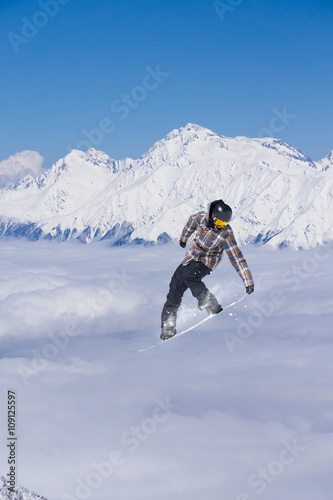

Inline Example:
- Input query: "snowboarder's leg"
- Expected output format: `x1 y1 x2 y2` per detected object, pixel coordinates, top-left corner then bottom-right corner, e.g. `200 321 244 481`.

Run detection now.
161 264 187 339
184 261 222 315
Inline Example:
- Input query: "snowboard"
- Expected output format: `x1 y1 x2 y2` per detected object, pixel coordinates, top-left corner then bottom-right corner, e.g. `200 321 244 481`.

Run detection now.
133 293 247 353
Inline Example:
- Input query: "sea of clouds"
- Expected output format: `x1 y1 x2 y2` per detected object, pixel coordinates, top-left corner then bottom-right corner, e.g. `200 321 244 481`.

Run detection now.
0 238 333 500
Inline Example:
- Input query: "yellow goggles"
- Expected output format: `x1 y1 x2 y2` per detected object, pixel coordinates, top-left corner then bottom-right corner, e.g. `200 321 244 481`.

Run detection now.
213 216 228 228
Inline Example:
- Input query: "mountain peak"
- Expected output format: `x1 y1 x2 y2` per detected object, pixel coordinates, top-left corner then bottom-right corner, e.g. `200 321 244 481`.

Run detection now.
324 150 333 162
181 123 216 134
139 123 224 163
63 148 115 166
315 149 333 171
165 123 220 141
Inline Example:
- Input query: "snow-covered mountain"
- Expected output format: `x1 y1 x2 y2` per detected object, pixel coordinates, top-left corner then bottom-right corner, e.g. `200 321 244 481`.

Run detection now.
0 476 47 500
0 123 332 249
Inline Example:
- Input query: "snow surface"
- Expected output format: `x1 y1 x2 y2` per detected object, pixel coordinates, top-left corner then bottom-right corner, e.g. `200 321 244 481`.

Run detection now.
0 124 332 248
0 238 333 500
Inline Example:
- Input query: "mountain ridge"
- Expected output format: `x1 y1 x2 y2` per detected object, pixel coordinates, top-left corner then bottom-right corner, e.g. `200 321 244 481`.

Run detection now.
0 123 332 248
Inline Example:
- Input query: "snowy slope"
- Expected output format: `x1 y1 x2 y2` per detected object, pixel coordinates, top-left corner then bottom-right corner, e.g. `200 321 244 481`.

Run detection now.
0 124 332 248
0 476 47 500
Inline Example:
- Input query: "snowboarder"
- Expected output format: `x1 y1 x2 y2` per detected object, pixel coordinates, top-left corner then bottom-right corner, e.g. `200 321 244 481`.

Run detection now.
160 199 254 340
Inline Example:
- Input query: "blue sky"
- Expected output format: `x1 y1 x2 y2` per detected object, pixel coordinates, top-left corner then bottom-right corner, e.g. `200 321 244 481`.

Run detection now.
1 0 332 168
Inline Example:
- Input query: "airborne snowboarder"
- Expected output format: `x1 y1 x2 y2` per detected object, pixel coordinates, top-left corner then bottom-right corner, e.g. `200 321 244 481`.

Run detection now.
160 200 254 340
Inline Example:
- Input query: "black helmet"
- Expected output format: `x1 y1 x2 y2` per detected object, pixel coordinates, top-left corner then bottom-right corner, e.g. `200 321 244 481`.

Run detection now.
212 200 232 223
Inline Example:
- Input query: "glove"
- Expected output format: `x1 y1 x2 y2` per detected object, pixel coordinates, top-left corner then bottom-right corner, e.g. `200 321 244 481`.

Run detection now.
246 285 254 294
179 240 186 248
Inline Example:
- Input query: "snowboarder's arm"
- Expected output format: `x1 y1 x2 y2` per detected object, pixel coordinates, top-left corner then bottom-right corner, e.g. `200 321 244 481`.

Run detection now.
223 232 254 287
180 213 199 245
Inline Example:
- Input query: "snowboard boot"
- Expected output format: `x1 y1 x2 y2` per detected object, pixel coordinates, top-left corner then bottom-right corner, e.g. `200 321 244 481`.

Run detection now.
205 302 223 315
160 312 177 341
197 291 222 316
160 325 177 341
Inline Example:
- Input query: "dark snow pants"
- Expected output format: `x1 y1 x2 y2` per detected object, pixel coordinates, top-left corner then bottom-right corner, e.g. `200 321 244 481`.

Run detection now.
161 260 213 328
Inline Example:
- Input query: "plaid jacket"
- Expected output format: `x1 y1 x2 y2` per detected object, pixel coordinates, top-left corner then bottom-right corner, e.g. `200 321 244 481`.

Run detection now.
180 211 254 287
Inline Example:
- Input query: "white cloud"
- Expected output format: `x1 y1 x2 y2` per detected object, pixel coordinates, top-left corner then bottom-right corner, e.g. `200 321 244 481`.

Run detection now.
0 240 332 499
0 150 44 186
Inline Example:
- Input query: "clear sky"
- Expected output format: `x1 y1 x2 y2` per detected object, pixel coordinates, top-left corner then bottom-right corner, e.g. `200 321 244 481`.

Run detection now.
1 0 332 169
